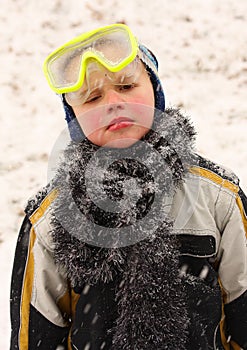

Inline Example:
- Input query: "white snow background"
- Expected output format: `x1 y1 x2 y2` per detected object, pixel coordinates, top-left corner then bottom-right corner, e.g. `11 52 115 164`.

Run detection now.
0 0 246 347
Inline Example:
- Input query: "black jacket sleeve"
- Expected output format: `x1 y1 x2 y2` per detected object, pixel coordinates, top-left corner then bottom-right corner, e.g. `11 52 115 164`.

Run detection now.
224 290 247 349
223 188 247 349
10 216 69 350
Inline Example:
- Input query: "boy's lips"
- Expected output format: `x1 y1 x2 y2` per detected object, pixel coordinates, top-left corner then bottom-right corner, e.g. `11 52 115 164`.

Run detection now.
107 117 134 131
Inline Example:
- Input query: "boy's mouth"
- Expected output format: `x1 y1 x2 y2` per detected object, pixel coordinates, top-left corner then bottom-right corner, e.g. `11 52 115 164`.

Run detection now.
107 117 134 131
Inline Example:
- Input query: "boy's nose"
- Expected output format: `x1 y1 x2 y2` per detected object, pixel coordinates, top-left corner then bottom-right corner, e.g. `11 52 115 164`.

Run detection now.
105 88 125 106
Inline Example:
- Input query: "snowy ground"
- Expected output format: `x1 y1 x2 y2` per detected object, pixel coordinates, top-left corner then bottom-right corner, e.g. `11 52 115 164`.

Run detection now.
1 0 246 347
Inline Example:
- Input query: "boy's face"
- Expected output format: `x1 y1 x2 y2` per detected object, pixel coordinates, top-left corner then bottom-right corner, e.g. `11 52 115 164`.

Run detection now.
69 62 155 148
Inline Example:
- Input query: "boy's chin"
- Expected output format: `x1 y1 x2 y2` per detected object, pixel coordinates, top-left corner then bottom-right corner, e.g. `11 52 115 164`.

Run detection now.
102 138 139 149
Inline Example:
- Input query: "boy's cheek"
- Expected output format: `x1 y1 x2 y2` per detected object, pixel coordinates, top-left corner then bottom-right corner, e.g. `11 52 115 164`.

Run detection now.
128 103 155 128
76 110 103 135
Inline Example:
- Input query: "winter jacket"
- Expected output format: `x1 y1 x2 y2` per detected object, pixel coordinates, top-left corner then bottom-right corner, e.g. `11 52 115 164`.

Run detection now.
10 161 247 349
10 109 247 350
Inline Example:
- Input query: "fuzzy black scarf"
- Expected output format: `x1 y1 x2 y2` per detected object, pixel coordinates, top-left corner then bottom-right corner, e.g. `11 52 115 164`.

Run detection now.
49 108 196 349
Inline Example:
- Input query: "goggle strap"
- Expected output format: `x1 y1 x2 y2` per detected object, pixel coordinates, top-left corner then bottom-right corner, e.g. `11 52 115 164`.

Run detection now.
139 45 159 77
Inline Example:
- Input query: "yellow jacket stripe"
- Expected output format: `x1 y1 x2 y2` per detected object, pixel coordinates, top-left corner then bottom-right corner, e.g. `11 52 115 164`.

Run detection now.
19 227 36 350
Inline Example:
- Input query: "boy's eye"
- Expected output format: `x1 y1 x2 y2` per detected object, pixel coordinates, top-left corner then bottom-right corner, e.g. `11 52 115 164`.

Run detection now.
85 93 102 103
118 83 136 91
83 83 137 104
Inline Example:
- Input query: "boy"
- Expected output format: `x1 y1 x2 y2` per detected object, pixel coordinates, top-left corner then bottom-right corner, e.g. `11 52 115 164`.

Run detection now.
10 24 247 349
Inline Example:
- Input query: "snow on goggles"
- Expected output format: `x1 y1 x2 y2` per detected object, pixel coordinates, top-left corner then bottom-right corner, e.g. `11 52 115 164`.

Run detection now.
43 23 139 94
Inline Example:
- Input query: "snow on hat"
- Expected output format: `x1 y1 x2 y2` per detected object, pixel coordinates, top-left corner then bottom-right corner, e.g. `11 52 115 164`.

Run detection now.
61 45 165 141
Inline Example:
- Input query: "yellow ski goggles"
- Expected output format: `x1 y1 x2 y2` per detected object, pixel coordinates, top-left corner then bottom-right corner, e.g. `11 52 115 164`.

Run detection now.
43 23 139 94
